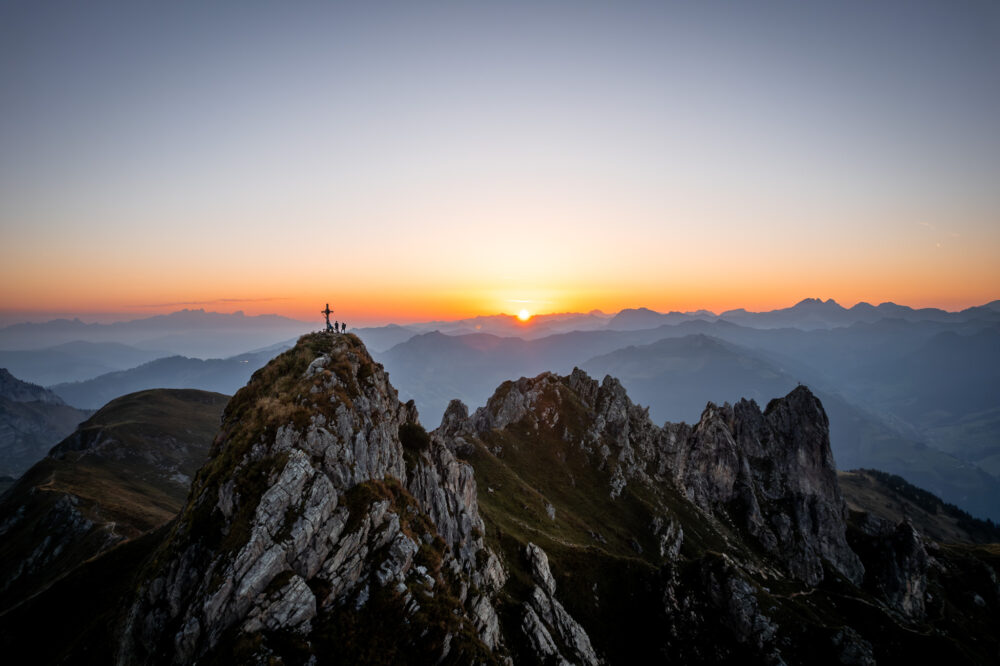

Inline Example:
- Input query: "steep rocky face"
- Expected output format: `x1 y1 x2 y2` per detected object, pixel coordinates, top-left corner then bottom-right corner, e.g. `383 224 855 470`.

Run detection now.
520 542 601 666
122 334 505 664
470 369 860 587
848 515 929 617
667 388 863 585
455 368 999 664
472 369 662 498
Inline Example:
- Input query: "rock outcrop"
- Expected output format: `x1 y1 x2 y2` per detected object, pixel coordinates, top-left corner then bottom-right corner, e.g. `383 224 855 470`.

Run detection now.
121 334 505 664
469 369 862 586
667 388 864 585
849 515 929 618
520 543 601 666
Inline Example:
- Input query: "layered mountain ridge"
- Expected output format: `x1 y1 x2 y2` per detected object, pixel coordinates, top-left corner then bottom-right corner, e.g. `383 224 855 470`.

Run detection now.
0 368 90 480
2 333 997 664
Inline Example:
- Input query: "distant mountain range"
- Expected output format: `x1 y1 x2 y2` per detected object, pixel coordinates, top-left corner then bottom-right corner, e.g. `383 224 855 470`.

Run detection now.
609 297 1000 331
353 297 1000 348
49 344 291 409
0 309 313 358
1 299 997 521
374 319 1000 521
0 340 169 385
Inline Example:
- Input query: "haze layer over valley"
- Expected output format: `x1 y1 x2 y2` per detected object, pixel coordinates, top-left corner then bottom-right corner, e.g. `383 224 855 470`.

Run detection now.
2 298 998 520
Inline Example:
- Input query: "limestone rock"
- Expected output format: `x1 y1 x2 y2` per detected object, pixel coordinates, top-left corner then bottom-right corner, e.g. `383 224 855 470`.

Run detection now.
521 543 601 666
120 335 500 664
668 388 864 585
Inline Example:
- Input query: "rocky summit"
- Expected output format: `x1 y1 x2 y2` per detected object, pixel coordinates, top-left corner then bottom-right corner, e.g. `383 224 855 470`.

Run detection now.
2 332 998 665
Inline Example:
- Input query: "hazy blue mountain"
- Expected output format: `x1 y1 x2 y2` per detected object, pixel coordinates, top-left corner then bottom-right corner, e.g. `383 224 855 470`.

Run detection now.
607 298 1000 332
922 407 1000 479
578 333 1000 520
353 324 420 352
0 340 170 385
720 298 854 329
0 309 313 358
851 327 1000 423
49 345 288 409
582 335 797 423
376 327 700 421
844 327 1000 473
606 307 717 331
0 369 90 478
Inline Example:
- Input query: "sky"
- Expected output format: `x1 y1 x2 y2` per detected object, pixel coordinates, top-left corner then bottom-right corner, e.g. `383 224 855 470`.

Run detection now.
1 0 998 325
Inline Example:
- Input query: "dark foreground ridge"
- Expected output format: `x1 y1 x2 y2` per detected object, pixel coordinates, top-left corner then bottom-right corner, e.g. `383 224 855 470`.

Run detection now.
0 388 227 613
1 332 997 664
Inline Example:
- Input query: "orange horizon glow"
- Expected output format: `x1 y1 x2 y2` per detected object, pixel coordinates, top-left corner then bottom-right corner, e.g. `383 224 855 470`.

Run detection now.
1 286 997 327
4 203 998 326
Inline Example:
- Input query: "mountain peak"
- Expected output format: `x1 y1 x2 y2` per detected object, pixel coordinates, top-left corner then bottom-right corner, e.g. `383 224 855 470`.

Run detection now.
0 367 65 405
122 332 501 662
793 297 843 309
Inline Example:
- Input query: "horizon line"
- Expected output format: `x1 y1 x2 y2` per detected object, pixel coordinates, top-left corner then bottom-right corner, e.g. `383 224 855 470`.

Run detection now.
1 296 997 328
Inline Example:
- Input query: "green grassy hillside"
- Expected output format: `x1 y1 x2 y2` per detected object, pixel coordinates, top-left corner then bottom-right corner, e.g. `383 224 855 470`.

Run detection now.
0 388 228 611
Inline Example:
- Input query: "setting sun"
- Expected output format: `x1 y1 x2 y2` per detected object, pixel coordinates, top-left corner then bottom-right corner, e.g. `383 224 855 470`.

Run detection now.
517 309 531 321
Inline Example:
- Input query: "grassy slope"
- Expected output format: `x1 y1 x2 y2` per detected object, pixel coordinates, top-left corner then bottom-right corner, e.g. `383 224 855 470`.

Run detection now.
47 388 229 532
840 469 1000 544
0 388 228 612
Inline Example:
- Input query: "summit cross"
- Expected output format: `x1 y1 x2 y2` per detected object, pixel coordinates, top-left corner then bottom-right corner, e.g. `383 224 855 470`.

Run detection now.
321 303 334 332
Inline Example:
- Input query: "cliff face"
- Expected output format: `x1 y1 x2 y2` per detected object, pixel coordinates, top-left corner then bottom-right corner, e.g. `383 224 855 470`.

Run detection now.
21 333 991 665
469 370 861 587
122 334 505 664
667 388 863 586
449 367 997 664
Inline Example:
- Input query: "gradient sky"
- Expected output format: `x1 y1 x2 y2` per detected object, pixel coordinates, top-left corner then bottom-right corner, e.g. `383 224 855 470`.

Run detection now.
1 0 998 325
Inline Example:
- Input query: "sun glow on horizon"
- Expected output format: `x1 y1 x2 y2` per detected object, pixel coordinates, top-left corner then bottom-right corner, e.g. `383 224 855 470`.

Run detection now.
517 309 531 321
